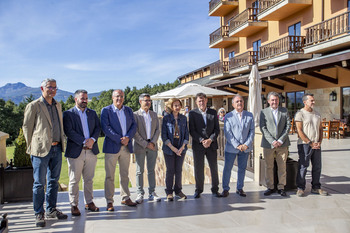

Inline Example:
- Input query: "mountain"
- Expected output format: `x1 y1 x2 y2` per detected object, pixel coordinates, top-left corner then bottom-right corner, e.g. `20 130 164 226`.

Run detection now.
0 82 102 104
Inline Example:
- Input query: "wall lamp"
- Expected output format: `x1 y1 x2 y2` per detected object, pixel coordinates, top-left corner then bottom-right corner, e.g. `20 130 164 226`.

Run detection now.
329 91 337 101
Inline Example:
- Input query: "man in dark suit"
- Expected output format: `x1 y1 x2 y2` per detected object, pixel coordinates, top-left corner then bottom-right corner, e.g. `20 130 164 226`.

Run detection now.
101 89 137 211
63 89 101 216
189 93 221 198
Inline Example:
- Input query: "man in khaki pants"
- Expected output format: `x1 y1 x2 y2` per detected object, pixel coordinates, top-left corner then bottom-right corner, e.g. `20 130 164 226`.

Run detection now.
260 92 291 197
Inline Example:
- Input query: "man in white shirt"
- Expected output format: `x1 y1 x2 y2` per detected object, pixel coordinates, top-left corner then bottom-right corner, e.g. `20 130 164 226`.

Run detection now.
260 92 291 196
133 94 161 203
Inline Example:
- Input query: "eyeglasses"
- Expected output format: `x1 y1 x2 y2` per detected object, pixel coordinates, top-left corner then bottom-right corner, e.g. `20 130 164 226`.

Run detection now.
45 86 58 91
142 100 152 102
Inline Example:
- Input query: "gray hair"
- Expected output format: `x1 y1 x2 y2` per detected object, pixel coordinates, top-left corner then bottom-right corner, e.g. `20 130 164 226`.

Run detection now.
139 93 151 101
267 91 280 101
196 92 207 99
302 93 314 102
74 89 88 98
40 78 56 88
112 89 124 97
232 94 243 103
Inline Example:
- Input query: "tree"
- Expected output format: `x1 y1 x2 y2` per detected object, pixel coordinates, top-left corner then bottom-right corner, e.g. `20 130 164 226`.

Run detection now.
13 128 31 167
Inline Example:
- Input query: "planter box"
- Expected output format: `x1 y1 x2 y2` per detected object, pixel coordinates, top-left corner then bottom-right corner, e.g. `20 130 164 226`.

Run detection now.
0 166 33 204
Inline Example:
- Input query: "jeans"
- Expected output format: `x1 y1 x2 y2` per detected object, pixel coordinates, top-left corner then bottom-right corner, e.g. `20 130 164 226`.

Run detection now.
135 148 158 195
222 151 249 191
31 145 62 214
296 144 322 190
163 152 185 195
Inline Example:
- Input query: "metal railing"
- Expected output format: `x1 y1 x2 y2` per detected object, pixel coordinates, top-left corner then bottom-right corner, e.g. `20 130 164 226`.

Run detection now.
305 11 350 46
228 8 259 33
210 26 230 45
209 60 229 76
229 51 258 70
259 35 305 60
209 0 238 14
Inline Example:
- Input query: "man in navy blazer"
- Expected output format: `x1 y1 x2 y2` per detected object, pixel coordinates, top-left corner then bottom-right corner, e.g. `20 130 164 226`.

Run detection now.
63 89 101 216
221 95 255 197
101 89 137 210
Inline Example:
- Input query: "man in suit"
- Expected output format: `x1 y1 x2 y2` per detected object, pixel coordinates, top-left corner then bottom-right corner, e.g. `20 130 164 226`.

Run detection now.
23 78 67 227
133 93 161 204
189 92 221 198
101 89 137 211
63 89 101 216
260 92 291 196
222 95 255 197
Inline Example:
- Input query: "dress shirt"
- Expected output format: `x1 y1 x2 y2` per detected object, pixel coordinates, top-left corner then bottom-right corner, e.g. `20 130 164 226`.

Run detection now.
199 108 207 125
141 109 152 140
75 106 93 144
43 97 61 142
271 107 283 144
113 105 127 136
235 109 243 127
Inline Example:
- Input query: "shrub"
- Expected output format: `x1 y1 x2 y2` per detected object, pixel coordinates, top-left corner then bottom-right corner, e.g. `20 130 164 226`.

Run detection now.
13 128 31 167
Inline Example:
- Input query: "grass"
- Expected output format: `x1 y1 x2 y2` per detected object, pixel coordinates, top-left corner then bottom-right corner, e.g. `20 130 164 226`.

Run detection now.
6 137 120 190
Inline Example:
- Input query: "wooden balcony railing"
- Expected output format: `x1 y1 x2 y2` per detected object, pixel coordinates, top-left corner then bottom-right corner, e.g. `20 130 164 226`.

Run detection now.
305 11 350 46
259 0 282 12
228 8 259 33
259 35 305 60
229 51 258 70
210 26 230 45
209 60 229 76
209 0 238 13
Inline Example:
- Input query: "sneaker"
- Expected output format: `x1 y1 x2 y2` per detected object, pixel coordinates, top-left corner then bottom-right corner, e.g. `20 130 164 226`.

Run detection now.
296 189 304 197
167 194 174 201
46 208 68 219
176 192 187 199
311 188 329 196
35 213 45 227
135 194 144 204
149 192 161 202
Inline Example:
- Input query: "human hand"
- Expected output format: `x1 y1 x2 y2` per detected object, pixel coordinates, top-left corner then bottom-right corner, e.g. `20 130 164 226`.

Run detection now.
147 142 155 150
121 137 129 146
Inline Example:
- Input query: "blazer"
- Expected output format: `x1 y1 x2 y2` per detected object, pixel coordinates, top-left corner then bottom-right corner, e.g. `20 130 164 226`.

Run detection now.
224 110 255 153
161 113 189 155
188 108 220 150
101 104 137 154
259 107 291 149
22 96 65 157
63 107 101 158
133 109 160 154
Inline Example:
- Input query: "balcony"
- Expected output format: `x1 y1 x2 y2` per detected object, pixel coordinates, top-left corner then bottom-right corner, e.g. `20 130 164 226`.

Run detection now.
304 11 350 54
209 60 230 80
258 0 312 21
259 35 312 66
229 51 258 74
209 0 239 17
228 8 268 37
209 26 239 48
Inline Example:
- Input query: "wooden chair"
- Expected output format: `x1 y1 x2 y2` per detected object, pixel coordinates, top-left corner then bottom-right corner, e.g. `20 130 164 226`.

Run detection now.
289 118 297 134
323 121 340 139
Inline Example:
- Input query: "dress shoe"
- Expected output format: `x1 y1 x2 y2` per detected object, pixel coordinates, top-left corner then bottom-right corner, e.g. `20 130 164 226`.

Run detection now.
212 191 222 198
264 189 275 196
121 199 137 207
278 189 287 197
106 203 114 212
311 188 329 196
85 202 99 212
71 206 81 216
194 192 201 199
167 194 174 201
176 192 187 199
236 189 247 197
221 190 229 197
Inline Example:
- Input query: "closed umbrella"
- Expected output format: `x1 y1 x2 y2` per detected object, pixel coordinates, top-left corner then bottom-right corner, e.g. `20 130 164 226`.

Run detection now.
248 64 262 127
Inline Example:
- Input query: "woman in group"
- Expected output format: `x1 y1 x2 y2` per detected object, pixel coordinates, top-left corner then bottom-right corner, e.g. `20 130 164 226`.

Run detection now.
161 98 189 201
218 107 226 122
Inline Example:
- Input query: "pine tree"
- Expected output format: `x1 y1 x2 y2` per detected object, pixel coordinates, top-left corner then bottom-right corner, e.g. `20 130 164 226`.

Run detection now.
13 128 32 167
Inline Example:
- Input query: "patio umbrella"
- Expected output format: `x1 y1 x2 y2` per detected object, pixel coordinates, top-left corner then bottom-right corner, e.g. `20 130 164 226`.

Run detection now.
248 64 263 127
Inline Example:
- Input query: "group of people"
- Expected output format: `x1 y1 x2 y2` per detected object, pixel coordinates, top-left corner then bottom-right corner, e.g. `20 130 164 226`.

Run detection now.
22 78 328 228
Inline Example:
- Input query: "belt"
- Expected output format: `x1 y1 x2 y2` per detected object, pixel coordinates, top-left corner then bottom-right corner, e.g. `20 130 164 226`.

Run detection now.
51 142 60 146
147 139 151 142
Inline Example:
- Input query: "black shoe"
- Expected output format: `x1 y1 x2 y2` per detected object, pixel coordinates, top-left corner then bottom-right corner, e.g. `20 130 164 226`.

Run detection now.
278 189 287 197
212 191 222 198
236 189 247 197
35 213 45 227
194 192 201 199
264 189 275 196
221 190 229 197
46 208 68 219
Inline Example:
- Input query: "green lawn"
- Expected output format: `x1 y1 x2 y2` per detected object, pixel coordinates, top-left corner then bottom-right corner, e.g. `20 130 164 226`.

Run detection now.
6 137 120 190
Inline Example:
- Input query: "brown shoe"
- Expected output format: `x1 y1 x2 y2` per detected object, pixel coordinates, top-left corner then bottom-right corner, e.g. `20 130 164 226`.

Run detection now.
121 199 137 206
85 202 99 212
221 190 229 197
106 203 114 212
71 206 81 216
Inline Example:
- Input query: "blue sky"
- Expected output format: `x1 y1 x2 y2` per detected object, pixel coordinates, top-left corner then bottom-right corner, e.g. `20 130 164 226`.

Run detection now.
0 0 219 93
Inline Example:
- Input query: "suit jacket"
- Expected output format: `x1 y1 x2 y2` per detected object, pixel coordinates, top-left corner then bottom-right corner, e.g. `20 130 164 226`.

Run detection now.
63 107 101 158
259 107 291 149
23 96 65 157
101 104 137 154
133 109 160 154
224 110 255 153
189 108 220 151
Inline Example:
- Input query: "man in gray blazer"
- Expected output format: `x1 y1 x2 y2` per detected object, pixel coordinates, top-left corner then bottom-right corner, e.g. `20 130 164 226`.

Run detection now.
133 93 161 203
222 95 255 197
260 92 291 196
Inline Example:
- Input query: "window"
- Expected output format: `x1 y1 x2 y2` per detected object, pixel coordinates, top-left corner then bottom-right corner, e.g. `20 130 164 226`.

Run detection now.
253 39 261 62
229 51 235 59
288 22 301 36
252 0 259 16
289 22 301 52
342 87 350 119
287 91 304 118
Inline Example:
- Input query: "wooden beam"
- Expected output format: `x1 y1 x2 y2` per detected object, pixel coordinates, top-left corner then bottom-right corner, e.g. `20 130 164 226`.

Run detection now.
261 80 284 90
224 86 249 94
238 83 266 92
305 71 338 84
277 77 307 88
